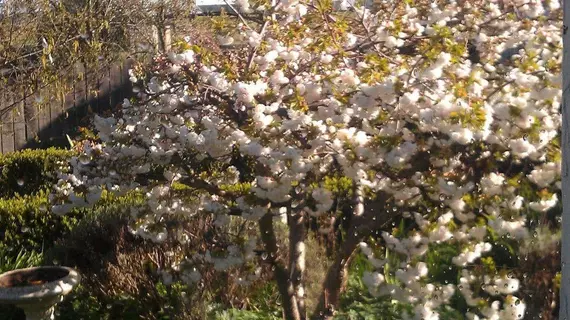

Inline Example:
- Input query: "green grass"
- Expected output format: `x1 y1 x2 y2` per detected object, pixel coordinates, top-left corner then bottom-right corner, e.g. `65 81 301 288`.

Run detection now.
0 247 43 273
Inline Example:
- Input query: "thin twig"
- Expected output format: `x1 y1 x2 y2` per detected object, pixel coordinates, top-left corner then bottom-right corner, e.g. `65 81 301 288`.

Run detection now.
245 0 282 73
223 0 253 31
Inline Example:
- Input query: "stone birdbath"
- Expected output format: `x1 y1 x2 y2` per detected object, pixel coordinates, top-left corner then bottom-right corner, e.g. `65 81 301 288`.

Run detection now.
0 266 80 320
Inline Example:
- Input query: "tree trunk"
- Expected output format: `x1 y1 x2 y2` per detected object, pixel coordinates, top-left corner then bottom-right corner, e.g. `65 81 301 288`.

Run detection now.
288 210 307 319
312 193 394 319
259 213 303 320
313 228 359 319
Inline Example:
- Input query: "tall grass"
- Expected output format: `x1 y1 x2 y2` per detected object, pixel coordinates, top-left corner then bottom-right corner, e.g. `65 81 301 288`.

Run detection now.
0 247 43 274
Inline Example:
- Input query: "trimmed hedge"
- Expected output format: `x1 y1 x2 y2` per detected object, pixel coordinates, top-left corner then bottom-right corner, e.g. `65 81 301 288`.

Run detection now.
0 148 75 198
0 148 79 258
0 191 81 258
0 189 148 260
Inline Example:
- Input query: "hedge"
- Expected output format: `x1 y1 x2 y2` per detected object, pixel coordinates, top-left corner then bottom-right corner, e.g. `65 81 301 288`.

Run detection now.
0 189 149 259
0 191 81 258
0 148 78 257
0 148 75 198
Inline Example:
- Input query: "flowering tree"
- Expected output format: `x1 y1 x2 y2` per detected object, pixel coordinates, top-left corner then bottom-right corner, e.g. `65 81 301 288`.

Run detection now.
50 0 562 319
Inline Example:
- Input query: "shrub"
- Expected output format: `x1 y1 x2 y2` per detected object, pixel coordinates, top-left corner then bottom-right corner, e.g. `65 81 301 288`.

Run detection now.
0 148 75 198
0 148 81 260
46 191 286 319
0 191 80 259
0 188 144 262
516 227 561 320
208 307 281 320
45 193 205 320
55 282 197 320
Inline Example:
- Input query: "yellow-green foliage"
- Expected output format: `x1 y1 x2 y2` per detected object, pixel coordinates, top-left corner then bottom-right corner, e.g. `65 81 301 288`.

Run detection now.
448 100 487 129
322 175 354 196
0 148 75 198
0 189 145 261
480 256 497 274
0 147 146 261
220 182 252 194
554 272 561 290
0 191 80 258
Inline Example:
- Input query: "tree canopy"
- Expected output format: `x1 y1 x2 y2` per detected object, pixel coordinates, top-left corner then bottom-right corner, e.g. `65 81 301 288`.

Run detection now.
50 0 562 319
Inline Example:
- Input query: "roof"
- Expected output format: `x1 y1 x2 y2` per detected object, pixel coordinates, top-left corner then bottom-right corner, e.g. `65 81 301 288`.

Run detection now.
195 0 235 14
193 0 372 14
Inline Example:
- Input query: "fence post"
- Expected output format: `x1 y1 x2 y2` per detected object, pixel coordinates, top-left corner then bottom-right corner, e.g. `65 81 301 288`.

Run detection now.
2 91 15 153
14 86 26 149
37 79 50 147
23 84 39 147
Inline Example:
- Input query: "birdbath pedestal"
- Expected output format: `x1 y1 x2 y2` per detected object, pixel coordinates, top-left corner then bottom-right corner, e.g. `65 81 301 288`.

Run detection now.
0 266 80 320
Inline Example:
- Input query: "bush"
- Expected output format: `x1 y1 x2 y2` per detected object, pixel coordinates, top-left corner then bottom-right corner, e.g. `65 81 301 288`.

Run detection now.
45 193 207 320
0 146 209 319
0 189 144 264
208 307 281 320
0 191 80 259
0 148 75 198
55 282 196 320
0 148 80 260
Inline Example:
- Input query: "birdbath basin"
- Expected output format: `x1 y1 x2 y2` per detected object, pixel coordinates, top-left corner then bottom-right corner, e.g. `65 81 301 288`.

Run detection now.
0 266 80 320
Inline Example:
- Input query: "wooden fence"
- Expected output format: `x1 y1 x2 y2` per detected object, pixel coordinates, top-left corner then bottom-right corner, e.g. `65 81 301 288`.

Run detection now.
0 60 135 153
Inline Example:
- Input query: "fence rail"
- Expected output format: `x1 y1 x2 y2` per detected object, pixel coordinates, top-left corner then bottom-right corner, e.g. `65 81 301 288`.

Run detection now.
0 60 134 154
